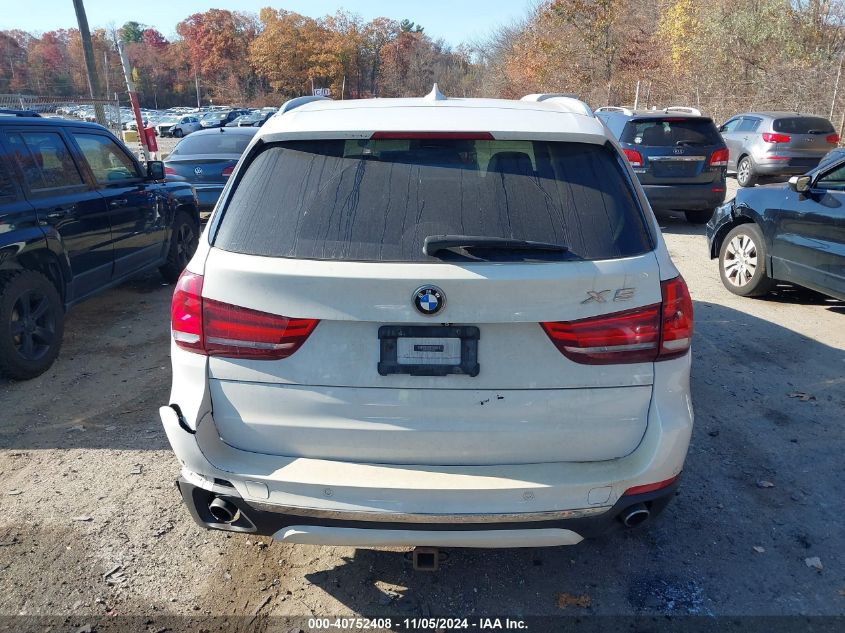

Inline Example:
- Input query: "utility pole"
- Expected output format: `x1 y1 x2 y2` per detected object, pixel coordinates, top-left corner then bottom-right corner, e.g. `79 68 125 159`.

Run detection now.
194 70 201 109
72 0 106 127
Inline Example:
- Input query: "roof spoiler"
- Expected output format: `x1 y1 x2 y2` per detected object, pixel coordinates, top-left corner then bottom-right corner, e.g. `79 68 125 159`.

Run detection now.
664 106 702 116
521 94 594 117
595 106 634 116
278 95 331 116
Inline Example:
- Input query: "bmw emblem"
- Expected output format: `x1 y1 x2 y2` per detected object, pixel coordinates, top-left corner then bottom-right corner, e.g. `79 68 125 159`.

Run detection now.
194 166 204 175
413 285 445 316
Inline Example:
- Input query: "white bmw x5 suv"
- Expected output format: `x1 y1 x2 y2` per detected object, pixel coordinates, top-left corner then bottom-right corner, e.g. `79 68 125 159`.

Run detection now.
160 88 694 549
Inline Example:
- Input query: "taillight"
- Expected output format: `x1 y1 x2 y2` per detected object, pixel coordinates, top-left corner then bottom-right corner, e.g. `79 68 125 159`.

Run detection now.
164 166 177 175
708 147 729 167
540 276 693 364
171 271 204 351
203 299 318 359
221 164 235 177
170 270 318 360
658 276 694 359
541 305 660 365
826 133 839 144
623 148 643 167
761 132 791 143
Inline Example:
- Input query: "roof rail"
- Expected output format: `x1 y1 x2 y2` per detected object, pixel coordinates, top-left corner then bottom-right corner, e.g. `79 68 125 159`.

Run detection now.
521 93 594 117
278 95 331 115
595 106 634 116
664 106 702 116
0 109 41 118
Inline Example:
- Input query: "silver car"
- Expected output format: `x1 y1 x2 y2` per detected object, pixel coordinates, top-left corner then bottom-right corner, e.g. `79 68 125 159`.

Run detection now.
158 115 202 138
719 112 839 187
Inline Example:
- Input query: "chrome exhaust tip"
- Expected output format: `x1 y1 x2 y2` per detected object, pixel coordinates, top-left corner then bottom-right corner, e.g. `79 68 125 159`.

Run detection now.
208 497 240 524
620 503 650 528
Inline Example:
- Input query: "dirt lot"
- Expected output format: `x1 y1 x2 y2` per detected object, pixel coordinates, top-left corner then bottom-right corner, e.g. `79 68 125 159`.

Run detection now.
1 178 844 629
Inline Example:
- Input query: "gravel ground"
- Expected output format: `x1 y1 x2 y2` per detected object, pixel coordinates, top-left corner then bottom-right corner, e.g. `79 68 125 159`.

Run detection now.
1 178 844 629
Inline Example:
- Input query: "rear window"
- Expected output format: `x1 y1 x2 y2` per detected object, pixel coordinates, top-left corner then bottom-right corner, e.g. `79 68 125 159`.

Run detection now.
773 116 834 134
622 118 722 147
213 139 652 262
170 132 254 156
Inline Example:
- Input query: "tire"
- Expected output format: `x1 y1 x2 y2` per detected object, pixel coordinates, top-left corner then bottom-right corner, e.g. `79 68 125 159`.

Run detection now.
736 156 757 187
718 224 775 297
0 270 64 380
173 128 184 138
159 210 199 283
685 209 715 224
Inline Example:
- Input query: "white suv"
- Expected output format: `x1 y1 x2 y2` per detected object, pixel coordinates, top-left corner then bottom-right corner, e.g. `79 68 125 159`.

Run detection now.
160 88 694 549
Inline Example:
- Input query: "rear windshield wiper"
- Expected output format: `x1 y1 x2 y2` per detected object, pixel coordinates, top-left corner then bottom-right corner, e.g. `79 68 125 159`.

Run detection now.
423 235 569 257
675 140 708 146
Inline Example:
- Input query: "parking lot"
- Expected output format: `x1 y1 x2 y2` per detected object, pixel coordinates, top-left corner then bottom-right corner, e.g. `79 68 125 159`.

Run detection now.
0 177 843 627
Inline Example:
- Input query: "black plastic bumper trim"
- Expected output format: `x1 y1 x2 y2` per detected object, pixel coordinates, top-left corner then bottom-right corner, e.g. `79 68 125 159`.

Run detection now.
176 475 680 539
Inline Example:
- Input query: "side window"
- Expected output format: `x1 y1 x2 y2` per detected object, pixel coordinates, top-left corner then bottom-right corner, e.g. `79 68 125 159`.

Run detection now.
737 117 761 133
720 118 741 133
815 163 845 190
0 157 18 201
71 132 141 184
5 131 84 194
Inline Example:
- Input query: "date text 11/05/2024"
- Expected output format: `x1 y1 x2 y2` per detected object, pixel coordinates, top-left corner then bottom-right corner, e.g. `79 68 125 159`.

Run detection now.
307 618 528 630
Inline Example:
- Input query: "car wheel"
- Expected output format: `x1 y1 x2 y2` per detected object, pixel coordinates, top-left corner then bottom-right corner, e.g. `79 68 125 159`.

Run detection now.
685 209 715 224
0 270 64 380
159 210 199 283
173 128 184 138
718 224 775 297
736 156 757 187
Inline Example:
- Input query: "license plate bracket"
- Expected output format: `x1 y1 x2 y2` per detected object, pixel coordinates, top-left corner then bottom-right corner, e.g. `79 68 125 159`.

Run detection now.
378 325 480 377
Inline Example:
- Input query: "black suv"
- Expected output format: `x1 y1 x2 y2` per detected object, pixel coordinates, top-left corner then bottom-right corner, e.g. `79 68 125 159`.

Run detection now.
0 110 199 379
596 107 728 223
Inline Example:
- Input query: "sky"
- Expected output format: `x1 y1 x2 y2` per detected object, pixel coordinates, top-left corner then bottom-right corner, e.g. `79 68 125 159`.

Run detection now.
2 0 534 46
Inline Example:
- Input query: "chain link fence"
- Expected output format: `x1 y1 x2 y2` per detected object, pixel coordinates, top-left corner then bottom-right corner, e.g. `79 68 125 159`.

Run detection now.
0 94 124 136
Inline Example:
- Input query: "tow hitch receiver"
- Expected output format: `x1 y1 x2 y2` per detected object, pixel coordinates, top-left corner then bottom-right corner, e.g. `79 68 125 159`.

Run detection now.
412 546 440 572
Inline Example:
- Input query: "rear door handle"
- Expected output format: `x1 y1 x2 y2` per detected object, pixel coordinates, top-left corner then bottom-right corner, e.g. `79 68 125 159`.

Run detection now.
45 205 76 221
109 198 129 208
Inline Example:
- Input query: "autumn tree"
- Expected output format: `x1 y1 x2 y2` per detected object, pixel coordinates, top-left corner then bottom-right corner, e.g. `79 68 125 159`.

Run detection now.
176 9 258 102
250 8 322 97
0 30 31 92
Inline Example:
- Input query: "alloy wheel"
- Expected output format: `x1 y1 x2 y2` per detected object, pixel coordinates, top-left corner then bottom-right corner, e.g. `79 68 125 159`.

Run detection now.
722 233 758 287
176 223 196 268
738 159 750 184
10 289 55 361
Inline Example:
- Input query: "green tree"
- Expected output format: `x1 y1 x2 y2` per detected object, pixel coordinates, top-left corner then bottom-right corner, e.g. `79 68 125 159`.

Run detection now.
399 19 424 33
119 21 144 44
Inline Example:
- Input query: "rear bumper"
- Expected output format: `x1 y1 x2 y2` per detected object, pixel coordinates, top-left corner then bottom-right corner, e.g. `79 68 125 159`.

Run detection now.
641 182 726 211
159 349 693 547
194 186 225 210
176 473 678 546
753 160 820 177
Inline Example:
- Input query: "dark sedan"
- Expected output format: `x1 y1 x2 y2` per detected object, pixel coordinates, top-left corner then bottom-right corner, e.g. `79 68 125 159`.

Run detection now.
706 158 845 301
164 127 258 212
